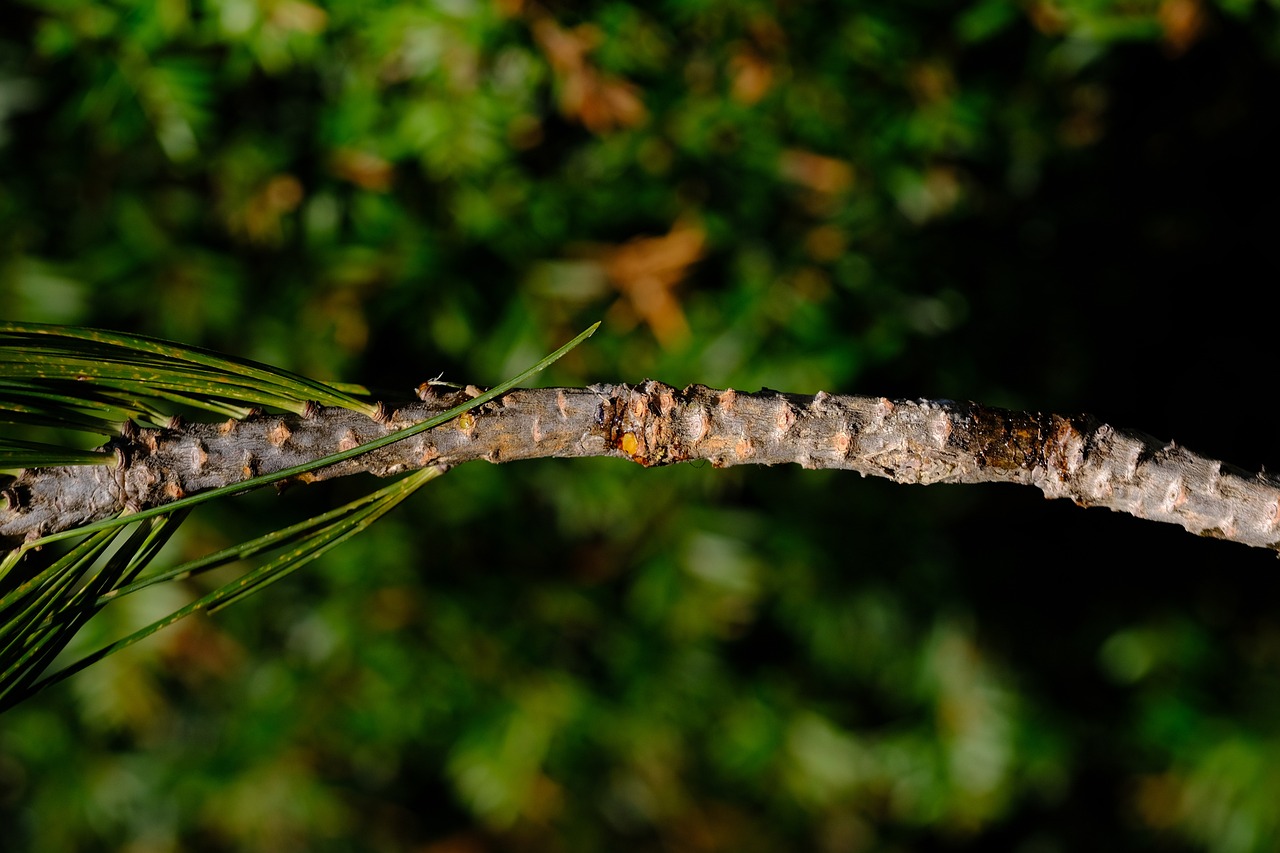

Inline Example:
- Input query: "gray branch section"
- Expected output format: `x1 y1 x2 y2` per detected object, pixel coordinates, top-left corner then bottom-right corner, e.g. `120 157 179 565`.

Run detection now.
3 381 1279 551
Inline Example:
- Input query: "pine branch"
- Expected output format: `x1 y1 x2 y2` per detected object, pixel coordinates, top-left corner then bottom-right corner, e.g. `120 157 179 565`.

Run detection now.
4 380 1279 552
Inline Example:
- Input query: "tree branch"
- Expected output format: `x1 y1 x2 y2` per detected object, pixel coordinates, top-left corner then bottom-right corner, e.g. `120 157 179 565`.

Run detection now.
4 381 1279 551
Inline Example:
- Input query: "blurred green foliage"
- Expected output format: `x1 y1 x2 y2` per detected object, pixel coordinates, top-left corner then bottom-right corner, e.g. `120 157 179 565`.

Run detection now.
4 0 1280 850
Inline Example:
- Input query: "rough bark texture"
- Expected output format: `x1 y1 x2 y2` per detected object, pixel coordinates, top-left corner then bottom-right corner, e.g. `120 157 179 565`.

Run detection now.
3 381 1279 551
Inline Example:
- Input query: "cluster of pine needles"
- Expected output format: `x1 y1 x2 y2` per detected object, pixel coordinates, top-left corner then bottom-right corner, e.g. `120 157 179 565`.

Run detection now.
0 321 596 711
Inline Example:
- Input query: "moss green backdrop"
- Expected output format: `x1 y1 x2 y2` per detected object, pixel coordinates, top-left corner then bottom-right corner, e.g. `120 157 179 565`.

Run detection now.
3 1 1279 850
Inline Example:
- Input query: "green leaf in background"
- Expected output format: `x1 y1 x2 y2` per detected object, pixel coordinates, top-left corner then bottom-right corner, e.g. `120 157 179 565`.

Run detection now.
3 0 1280 851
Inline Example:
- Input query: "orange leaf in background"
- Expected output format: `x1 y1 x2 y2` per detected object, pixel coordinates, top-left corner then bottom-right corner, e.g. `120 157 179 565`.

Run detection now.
530 16 647 135
330 148 394 192
898 164 962 224
227 174 304 243
493 0 525 18
1026 1 1069 35
729 47 774 105
267 0 328 34
1160 0 1206 55
779 149 855 196
907 61 956 105
580 77 647 135
602 219 706 348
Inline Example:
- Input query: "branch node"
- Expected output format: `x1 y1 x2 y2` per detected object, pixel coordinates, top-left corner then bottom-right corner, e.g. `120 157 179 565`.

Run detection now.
267 420 293 447
338 430 360 452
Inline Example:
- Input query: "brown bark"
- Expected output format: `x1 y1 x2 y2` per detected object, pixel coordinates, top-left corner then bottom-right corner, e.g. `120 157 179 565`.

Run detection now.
3 381 1279 551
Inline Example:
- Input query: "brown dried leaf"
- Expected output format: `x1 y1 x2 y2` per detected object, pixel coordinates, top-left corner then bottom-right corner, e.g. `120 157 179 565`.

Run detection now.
602 219 707 348
729 47 774 105
531 16 647 134
330 148 394 192
228 174 305 243
779 149 855 196
1160 0 1206 55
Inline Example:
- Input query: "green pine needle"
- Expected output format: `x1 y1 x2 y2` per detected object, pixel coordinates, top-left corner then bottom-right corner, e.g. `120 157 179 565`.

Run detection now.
0 321 380 435
4 467 439 708
0 438 114 468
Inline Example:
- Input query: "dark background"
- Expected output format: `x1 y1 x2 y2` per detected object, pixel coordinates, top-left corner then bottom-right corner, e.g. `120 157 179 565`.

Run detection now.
2 1 1279 850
